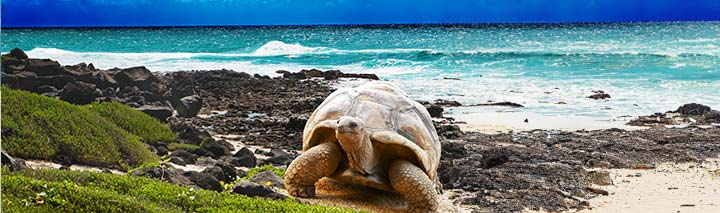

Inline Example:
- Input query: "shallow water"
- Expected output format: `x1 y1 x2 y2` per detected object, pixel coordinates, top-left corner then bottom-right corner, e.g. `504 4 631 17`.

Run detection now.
3 22 719 124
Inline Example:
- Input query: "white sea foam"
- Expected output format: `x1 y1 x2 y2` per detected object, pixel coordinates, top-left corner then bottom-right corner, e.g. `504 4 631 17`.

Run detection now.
249 40 335 56
22 46 431 76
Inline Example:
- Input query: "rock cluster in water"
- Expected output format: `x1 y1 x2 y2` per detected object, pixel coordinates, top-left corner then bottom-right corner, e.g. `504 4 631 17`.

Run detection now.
627 103 720 126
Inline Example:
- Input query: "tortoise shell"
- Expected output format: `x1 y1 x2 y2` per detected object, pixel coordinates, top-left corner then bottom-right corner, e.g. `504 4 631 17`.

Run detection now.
303 81 441 180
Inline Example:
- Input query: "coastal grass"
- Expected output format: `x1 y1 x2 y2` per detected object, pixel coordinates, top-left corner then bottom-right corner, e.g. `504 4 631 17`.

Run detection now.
85 101 176 144
167 143 201 151
1 167 358 212
0 86 157 170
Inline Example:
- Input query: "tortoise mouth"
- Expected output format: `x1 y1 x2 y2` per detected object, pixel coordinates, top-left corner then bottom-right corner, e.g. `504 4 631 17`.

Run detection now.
336 128 358 135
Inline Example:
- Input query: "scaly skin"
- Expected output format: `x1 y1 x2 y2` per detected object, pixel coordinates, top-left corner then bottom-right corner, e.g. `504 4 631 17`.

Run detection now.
285 142 342 198
389 160 438 213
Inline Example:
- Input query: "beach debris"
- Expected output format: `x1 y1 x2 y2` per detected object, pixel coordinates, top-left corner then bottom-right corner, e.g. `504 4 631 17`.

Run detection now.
443 77 461 80
680 204 696 207
589 170 613 186
629 164 656 170
524 118 529 123
586 187 609 195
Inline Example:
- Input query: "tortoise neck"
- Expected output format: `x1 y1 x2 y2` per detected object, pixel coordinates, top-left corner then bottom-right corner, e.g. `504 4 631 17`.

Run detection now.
345 132 379 175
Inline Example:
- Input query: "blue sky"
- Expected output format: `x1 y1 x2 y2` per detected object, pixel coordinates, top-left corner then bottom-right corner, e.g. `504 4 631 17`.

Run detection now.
2 0 720 27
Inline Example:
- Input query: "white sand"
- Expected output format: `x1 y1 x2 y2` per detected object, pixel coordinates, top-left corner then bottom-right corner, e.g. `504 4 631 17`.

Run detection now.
583 159 720 213
23 160 126 175
449 108 647 133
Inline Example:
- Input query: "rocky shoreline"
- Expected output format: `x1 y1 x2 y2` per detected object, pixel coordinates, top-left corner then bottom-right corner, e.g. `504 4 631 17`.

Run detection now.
2 48 719 212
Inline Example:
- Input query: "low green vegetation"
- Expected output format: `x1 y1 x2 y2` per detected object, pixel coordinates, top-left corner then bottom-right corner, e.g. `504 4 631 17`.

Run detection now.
1 86 157 170
85 101 176 144
1 167 357 212
167 143 201 151
245 165 286 180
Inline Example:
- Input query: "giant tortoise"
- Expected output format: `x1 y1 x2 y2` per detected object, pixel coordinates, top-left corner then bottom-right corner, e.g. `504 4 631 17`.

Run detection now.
284 81 442 212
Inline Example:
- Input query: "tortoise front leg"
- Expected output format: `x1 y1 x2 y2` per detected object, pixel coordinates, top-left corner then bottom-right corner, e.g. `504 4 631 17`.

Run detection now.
389 160 439 212
284 142 342 198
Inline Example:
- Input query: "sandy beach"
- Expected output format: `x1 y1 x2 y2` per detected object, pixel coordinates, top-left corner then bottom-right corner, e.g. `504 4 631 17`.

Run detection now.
584 159 720 213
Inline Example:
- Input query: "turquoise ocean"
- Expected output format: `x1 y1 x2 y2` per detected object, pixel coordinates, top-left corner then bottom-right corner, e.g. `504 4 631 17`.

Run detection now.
2 22 719 124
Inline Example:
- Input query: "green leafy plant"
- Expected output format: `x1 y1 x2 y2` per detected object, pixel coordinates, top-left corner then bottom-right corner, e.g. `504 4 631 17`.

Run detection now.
0 86 157 171
85 101 176 144
1 167 361 212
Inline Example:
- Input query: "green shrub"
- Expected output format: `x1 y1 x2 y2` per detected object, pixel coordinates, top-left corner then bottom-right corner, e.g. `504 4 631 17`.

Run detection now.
0 86 157 170
1 167 360 212
85 101 176 144
167 143 201 151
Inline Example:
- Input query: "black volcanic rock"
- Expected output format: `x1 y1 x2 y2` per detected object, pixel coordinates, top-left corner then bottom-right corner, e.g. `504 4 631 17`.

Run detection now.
2 71 38 92
169 150 199 164
249 170 285 189
136 105 173 121
232 181 286 199
588 90 611 100
201 139 232 157
58 81 100 105
675 103 711 115
26 59 63 76
113 66 158 91
176 95 202 118
231 147 257 168
129 166 193 186
281 69 380 80
426 104 444 118
183 171 222 192
470 102 524 107
8 48 28 60
37 75 75 89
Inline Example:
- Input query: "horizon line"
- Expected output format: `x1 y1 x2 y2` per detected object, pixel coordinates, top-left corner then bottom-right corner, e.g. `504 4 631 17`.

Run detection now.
3 20 718 29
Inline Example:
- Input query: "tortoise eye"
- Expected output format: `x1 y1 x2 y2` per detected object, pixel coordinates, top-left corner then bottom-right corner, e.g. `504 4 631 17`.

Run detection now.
348 122 358 128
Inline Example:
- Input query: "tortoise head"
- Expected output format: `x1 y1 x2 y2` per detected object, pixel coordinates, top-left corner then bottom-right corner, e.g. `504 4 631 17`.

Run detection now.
335 116 368 152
